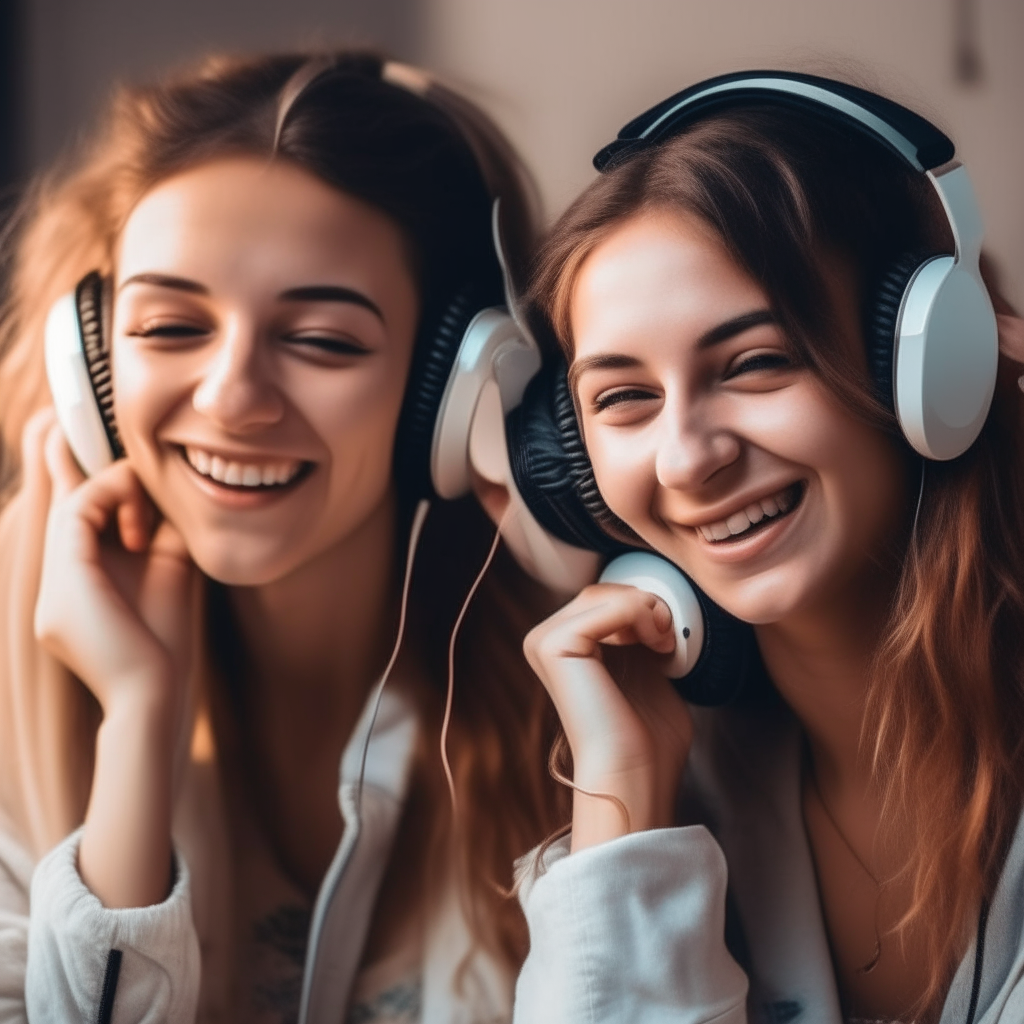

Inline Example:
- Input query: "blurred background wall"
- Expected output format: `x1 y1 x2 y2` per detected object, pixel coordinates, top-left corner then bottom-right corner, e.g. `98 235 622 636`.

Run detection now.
2 0 1022 305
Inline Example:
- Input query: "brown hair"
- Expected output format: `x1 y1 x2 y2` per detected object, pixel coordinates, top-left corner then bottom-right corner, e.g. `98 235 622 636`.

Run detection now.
0 50 566 975
530 105 1024 1016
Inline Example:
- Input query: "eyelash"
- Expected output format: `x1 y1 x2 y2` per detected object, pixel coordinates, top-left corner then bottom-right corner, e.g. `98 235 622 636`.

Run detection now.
286 334 369 357
724 352 792 378
593 388 655 411
126 325 369 357
127 324 207 339
592 351 793 410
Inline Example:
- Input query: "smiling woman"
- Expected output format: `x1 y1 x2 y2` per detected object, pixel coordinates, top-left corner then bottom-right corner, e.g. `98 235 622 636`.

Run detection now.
0 52 569 1024
515 83 1024 1024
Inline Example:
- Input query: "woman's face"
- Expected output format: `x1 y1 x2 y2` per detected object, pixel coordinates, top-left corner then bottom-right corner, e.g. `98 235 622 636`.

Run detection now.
570 208 911 625
112 157 419 585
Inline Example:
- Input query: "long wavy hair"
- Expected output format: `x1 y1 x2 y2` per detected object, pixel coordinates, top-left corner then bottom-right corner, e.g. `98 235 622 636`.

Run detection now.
0 50 567 974
529 104 1024 1016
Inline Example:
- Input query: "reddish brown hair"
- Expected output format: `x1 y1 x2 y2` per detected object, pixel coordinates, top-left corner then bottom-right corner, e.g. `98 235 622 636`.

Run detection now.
530 106 1024 1016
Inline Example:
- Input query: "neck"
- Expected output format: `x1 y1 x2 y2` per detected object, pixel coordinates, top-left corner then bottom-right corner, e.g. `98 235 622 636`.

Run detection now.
228 489 403 738
756 561 897 796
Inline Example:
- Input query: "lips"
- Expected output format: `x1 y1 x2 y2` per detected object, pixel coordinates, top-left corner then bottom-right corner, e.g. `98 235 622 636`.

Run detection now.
181 445 309 489
695 482 804 543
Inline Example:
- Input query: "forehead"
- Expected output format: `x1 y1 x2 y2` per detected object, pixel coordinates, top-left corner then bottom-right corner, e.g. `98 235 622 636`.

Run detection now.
116 157 412 290
569 208 767 361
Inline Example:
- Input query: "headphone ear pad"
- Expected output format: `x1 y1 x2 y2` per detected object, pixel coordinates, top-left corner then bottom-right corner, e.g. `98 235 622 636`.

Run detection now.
678 588 763 706
865 252 928 412
77 272 125 460
506 358 637 554
395 288 481 501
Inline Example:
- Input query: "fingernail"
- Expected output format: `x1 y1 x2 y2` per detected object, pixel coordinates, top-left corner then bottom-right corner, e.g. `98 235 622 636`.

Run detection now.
1018 374 1024 394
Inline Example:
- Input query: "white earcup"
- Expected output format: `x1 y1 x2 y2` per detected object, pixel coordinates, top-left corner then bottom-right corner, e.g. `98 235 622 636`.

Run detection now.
44 291 115 477
430 308 540 499
599 551 705 678
894 258 998 460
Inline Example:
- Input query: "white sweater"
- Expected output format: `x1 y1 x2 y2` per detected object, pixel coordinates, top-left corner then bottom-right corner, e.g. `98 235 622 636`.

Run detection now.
5 688 1024 1023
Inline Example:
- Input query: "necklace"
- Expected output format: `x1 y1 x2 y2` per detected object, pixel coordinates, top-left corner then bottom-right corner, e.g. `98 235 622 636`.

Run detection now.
806 767 883 974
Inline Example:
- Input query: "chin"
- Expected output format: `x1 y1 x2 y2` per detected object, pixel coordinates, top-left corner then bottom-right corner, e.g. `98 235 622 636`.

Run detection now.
185 537 298 588
686 563 818 627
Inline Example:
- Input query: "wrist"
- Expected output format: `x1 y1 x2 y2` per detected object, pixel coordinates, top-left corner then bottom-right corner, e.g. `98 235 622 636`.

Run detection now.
570 761 676 853
100 670 179 735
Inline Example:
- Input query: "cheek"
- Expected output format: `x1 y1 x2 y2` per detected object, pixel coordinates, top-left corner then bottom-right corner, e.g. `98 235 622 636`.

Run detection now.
111 346 180 468
585 424 657 525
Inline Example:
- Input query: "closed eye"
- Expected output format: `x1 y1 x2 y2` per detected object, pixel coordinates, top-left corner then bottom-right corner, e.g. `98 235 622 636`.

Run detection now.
284 334 371 358
126 322 208 339
593 387 658 412
724 351 792 379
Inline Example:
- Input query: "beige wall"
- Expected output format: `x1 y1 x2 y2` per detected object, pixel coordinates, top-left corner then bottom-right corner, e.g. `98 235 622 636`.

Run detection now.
423 0 1024 306
23 0 420 171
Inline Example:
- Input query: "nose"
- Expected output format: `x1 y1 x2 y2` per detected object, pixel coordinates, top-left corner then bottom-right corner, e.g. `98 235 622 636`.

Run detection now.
655 394 741 491
192 317 285 433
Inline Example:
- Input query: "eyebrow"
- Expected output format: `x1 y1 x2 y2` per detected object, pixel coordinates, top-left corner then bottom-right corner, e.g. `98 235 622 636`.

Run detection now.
695 309 776 349
117 276 385 323
569 308 778 391
279 285 384 323
118 273 209 295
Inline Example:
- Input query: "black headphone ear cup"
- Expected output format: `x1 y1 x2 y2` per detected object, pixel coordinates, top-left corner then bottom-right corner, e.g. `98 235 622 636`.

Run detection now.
506 358 637 554
865 252 929 412
395 287 481 501
76 272 125 459
676 586 763 706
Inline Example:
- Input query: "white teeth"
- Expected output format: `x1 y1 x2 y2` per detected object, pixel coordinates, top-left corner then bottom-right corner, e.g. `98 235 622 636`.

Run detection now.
726 511 750 535
697 486 798 543
184 446 303 489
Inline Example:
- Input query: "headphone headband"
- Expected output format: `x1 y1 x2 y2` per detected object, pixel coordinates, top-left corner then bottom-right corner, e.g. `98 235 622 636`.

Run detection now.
594 70 955 173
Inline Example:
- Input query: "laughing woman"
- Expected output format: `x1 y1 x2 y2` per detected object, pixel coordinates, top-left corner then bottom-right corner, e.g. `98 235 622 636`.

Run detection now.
514 76 1024 1024
0 53 568 1023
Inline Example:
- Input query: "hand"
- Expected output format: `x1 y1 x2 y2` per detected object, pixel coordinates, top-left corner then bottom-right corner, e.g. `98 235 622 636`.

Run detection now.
524 582 693 852
33 414 195 725
29 411 197 907
998 312 1024 369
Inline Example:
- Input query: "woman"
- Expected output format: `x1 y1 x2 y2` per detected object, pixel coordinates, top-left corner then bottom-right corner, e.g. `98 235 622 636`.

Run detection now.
514 76 1024 1023
0 52 568 1023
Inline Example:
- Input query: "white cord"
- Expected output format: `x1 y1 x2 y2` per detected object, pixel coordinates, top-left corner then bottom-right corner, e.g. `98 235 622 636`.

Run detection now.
355 498 431 813
911 459 927 547
440 510 508 821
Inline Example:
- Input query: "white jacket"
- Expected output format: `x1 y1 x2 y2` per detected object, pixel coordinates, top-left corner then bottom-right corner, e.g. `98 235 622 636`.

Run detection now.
0 687 514 1024
7 682 1024 1023
516 697 1024 1024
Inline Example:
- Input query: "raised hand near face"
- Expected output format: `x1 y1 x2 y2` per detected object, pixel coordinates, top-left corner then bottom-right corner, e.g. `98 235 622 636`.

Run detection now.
30 408 197 908
523 582 692 852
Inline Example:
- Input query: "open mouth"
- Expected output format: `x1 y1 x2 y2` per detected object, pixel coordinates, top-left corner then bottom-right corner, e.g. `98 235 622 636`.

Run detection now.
695 481 805 544
179 445 314 492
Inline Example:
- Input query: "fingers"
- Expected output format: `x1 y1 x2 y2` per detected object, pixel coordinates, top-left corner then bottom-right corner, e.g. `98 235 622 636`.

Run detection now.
43 421 86 500
43 429 154 549
525 583 677 680
559 584 676 655
997 313 1024 367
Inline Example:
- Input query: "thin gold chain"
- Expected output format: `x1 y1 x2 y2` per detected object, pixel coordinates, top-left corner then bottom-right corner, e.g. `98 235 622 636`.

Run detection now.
806 767 883 974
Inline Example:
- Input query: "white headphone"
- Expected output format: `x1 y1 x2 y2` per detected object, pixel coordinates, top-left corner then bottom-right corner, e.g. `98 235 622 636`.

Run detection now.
594 70 999 461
